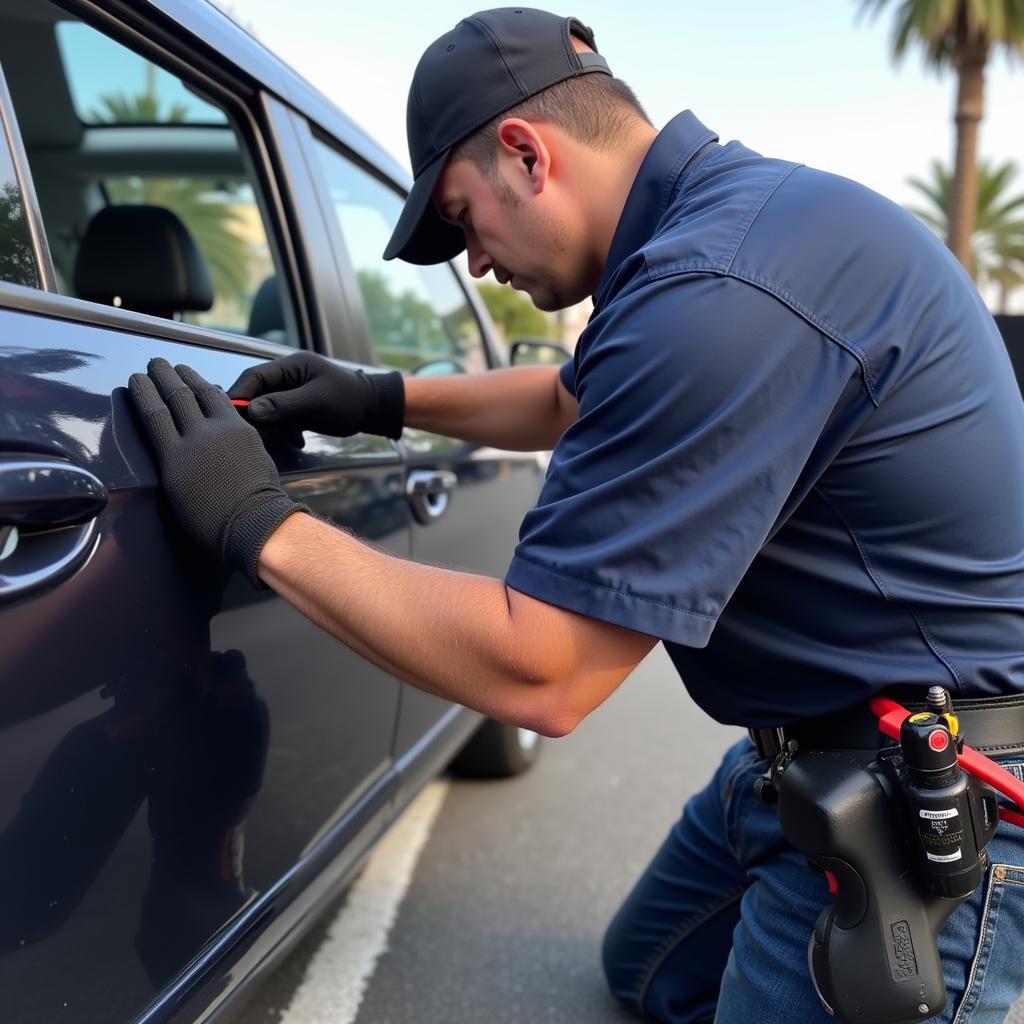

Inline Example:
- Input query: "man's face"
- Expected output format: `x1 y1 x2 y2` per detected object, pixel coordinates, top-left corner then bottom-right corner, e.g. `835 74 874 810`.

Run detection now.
432 156 592 311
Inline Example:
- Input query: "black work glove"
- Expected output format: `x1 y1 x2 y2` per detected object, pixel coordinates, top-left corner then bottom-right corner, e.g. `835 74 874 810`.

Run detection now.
128 358 310 587
227 351 405 446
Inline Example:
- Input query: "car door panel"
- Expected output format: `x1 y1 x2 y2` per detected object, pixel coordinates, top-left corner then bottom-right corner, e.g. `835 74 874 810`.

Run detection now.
0 307 408 1021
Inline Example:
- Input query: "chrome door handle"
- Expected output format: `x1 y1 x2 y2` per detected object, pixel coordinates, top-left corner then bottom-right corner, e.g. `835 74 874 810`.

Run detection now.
0 455 108 528
405 469 457 523
0 456 107 600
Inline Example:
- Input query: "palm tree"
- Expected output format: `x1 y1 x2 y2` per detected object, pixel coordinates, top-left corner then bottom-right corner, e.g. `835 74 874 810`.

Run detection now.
87 91 191 125
907 157 1024 309
859 0 1024 276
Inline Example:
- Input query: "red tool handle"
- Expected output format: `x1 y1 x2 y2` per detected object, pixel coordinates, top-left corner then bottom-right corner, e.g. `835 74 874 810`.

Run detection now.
870 696 1024 827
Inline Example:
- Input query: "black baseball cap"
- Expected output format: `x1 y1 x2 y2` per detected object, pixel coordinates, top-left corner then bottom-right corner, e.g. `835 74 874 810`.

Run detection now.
383 8 611 265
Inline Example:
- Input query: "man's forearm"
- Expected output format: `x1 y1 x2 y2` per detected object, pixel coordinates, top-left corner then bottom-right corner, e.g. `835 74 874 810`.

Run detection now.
257 512 649 736
402 365 576 451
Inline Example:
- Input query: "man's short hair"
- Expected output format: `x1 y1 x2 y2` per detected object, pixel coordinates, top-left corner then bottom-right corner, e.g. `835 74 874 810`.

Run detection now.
451 71 651 178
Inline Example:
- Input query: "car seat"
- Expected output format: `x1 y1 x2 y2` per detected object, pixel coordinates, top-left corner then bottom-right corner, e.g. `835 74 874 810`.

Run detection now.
73 204 214 320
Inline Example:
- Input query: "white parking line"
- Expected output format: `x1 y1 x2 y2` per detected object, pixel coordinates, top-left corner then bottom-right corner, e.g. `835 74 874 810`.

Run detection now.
279 781 450 1024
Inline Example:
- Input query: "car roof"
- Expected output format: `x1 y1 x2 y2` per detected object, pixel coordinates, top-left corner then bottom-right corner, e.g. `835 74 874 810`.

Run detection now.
135 0 412 193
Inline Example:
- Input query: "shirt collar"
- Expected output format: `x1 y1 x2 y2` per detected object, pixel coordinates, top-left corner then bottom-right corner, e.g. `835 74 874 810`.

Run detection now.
593 110 719 308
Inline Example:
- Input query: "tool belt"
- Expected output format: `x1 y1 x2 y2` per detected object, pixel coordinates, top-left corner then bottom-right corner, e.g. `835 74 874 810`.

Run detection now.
748 690 1024 760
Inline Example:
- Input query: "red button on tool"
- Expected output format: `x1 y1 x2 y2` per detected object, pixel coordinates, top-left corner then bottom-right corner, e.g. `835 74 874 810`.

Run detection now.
231 399 249 408
928 729 949 752
824 870 839 895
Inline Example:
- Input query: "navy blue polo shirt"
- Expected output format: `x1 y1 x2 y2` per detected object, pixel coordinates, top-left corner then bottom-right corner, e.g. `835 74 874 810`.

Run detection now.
504 110 1024 727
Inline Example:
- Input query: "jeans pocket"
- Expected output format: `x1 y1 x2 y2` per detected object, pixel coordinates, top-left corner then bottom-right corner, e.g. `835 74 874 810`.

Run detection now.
950 863 1024 1024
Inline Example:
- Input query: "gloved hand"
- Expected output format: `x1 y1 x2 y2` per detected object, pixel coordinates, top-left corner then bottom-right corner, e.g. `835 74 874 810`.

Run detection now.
128 358 310 587
227 351 405 445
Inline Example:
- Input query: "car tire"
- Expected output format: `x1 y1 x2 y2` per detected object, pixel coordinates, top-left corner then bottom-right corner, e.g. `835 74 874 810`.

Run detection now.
450 719 542 778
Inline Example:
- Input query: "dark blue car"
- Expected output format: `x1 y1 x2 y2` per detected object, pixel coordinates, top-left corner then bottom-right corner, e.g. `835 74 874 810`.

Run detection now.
0 2 548 1020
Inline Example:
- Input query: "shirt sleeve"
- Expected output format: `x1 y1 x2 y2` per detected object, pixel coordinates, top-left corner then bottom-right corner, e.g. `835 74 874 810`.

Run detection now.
505 274 864 647
558 357 576 397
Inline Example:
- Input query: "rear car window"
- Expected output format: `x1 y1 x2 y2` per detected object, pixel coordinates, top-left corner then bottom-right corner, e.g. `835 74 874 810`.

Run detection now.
0 2 299 347
312 137 489 375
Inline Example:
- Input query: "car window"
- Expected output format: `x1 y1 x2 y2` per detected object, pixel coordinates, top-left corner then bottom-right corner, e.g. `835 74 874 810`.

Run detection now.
0 123 37 290
56 21 228 127
0 2 299 347
311 138 488 375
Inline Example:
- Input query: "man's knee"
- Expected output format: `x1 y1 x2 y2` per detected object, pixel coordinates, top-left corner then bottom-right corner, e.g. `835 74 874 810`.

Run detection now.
600 899 645 1012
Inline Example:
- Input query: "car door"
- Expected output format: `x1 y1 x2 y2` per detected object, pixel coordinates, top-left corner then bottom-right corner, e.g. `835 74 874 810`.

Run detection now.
303 131 548 778
0 5 405 1021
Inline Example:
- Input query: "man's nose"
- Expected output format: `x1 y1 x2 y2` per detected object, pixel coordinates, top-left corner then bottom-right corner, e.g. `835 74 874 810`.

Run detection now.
466 231 494 279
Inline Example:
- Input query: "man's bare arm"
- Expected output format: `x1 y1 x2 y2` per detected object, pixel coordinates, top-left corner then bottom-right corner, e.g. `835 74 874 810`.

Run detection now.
403 365 578 451
258 512 654 736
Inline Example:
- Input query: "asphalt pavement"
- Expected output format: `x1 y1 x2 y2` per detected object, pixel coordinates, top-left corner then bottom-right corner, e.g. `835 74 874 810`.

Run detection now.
241 646 1024 1024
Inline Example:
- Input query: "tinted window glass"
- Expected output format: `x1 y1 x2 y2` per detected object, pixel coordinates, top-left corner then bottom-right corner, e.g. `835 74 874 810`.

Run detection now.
1 4 298 346
0 127 37 289
56 22 227 126
102 176 280 339
312 138 488 375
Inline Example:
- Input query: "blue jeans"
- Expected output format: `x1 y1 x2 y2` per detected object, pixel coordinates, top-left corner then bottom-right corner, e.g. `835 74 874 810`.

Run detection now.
602 738 1024 1023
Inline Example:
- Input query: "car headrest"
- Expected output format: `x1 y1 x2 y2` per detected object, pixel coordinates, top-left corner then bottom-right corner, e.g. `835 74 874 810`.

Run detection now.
248 275 285 338
74 204 214 318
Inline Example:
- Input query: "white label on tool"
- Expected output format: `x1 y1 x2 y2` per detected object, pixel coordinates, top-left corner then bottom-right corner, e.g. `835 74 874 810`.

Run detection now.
920 808 959 820
927 849 963 863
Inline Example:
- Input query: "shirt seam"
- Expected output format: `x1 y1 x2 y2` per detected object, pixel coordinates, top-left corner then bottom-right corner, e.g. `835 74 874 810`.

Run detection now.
641 262 880 407
722 163 802 276
675 139 720 194
659 135 719 226
510 552 717 622
812 483 966 693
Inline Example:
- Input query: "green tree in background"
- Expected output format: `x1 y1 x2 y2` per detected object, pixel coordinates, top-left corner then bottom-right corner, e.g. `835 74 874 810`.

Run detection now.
358 269 443 346
89 90 249 309
476 281 552 342
88 91 190 124
357 269 481 371
907 157 1024 309
859 0 1024 276
0 183 38 289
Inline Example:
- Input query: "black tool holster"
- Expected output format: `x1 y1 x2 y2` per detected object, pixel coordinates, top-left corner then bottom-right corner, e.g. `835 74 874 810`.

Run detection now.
769 726 998 1024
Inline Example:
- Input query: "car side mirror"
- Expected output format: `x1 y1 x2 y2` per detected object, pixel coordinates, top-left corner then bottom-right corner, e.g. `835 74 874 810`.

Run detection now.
509 339 571 367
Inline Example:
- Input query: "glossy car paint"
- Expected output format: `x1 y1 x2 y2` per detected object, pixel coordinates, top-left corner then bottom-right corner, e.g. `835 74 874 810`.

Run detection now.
0 2 544 1021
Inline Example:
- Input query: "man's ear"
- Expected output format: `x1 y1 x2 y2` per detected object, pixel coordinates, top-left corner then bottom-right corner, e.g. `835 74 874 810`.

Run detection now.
496 118 551 194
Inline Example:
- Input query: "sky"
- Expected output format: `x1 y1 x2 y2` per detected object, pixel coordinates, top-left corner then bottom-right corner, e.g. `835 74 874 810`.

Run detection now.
213 0 1024 308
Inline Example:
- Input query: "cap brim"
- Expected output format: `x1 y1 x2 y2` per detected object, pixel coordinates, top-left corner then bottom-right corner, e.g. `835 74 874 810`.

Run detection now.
383 150 466 265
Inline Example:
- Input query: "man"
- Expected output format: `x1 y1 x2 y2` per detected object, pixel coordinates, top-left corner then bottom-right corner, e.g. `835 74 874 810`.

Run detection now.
128 8 1024 1023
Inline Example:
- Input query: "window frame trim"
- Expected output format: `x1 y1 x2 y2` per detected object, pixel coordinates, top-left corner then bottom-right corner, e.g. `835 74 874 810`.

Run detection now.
263 99 366 363
0 60 56 293
0 279 302 359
